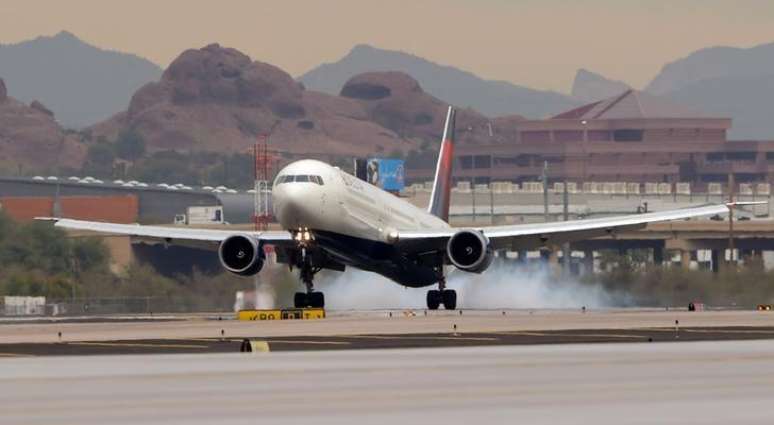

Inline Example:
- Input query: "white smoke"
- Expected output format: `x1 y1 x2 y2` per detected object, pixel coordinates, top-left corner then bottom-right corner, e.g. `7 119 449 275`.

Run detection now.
253 278 277 309
314 260 623 310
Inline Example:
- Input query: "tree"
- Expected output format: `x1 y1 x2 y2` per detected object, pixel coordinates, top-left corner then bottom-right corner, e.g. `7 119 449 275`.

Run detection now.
115 128 146 161
82 142 116 178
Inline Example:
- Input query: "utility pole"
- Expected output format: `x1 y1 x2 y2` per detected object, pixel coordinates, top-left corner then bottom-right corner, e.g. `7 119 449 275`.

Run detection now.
542 161 549 222
728 173 736 268
563 179 571 275
489 182 494 223
471 155 476 223
52 124 65 218
489 161 494 224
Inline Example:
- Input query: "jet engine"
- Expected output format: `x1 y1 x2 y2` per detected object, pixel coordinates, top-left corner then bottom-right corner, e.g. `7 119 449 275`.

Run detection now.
218 235 265 276
446 229 493 273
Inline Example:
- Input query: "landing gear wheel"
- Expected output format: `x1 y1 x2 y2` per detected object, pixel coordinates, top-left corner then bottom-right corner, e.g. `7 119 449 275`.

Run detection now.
427 290 442 310
442 289 457 310
294 292 308 308
309 292 325 309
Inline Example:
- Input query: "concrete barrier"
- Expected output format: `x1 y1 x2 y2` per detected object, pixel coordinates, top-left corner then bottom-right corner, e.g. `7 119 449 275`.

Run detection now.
491 181 513 194
675 182 691 195
522 182 543 193
708 183 723 195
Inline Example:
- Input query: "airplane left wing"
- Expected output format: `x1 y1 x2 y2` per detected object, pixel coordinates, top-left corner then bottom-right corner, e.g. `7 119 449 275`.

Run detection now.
36 217 294 249
396 203 758 252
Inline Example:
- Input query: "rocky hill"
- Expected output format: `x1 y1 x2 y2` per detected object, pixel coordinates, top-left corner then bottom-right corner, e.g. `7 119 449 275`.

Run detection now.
645 42 774 95
92 44 515 161
645 41 774 139
571 69 630 103
300 44 578 119
0 31 162 128
0 78 85 173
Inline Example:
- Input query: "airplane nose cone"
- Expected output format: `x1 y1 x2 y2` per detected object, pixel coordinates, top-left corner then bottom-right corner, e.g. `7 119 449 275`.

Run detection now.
273 183 319 229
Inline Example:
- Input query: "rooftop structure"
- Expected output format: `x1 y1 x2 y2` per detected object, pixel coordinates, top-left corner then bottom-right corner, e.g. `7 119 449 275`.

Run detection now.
408 90 774 188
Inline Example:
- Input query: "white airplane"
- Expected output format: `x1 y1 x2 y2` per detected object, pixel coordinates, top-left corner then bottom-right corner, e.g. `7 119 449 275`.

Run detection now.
42 107 749 310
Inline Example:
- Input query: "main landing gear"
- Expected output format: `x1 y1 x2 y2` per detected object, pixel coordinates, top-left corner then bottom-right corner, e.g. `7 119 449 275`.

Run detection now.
426 276 457 310
293 247 325 309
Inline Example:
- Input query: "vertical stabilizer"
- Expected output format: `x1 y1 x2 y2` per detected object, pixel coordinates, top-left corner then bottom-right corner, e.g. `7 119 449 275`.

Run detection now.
428 106 456 222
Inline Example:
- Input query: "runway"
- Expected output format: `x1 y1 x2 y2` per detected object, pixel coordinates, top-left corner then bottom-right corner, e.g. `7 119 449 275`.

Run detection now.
2 340 774 424
3 308 774 344
4 326 774 356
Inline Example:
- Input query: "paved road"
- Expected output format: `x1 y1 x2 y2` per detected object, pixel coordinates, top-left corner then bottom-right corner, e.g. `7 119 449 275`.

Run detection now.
3 309 774 344
2 340 774 424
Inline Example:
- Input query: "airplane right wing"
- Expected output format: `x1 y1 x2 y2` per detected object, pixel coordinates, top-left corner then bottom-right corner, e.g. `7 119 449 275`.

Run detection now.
396 202 761 252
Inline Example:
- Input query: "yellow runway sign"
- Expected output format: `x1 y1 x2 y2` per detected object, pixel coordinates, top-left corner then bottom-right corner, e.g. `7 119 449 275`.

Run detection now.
237 308 325 321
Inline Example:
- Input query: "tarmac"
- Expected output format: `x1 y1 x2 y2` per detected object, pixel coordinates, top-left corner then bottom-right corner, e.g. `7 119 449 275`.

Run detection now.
2 340 774 424
4 309 774 424
3 308 774 345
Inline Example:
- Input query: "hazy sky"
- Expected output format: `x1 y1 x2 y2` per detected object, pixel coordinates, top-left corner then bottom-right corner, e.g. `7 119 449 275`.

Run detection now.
2 0 774 93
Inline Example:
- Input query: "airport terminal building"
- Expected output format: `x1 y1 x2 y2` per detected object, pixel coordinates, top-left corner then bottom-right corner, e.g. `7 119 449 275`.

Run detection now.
408 90 774 190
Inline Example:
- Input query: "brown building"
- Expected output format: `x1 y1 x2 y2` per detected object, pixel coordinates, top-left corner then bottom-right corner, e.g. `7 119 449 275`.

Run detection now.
408 90 774 189
0 195 139 223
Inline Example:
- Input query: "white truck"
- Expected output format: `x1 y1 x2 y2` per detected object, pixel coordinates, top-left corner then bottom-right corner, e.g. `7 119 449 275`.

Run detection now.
174 206 225 225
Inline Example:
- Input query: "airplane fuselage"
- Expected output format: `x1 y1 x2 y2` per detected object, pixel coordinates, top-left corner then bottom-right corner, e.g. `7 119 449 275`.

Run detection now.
272 159 450 287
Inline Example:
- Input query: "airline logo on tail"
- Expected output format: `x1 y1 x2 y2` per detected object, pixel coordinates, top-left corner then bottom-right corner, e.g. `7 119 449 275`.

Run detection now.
428 106 456 222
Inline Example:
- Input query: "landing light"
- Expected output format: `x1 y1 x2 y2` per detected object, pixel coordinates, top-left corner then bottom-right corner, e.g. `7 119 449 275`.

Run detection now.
293 228 313 242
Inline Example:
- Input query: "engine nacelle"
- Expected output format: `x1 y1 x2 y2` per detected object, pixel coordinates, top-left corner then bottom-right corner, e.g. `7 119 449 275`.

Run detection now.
218 235 265 276
446 229 493 273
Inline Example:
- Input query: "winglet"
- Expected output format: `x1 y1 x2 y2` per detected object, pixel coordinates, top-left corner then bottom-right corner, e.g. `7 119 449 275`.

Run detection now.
428 106 456 222
34 217 61 222
726 201 768 208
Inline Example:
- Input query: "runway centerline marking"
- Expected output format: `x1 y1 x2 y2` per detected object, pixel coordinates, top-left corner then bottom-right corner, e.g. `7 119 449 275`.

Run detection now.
344 335 499 341
68 342 208 349
497 331 648 339
264 340 351 345
684 329 774 335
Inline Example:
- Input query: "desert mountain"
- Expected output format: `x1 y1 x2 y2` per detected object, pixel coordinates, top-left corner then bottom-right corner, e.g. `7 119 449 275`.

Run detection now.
92 44 507 161
645 41 774 139
645 42 774 95
0 31 162 128
571 69 630 103
0 78 85 173
300 44 578 119
661 73 774 139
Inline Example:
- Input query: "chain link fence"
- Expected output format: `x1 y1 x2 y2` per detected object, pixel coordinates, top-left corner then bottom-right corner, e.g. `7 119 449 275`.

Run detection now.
3 296 235 317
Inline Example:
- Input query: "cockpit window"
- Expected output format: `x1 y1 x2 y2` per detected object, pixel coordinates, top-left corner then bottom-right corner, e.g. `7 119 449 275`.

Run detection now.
275 174 324 186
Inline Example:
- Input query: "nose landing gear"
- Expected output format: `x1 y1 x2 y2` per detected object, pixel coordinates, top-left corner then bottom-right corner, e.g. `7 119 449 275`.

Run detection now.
293 247 325 309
